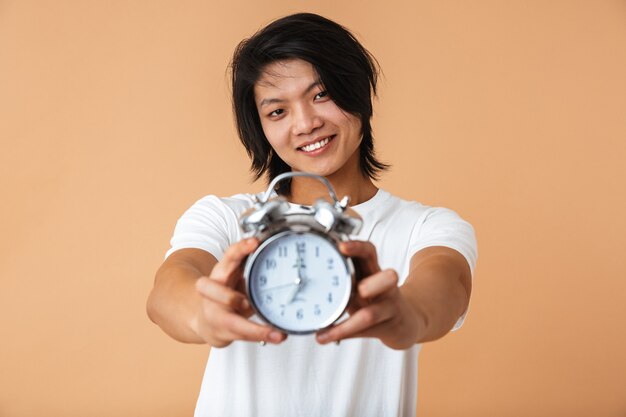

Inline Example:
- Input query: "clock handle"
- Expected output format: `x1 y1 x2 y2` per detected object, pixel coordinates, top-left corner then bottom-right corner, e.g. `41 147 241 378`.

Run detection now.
260 172 341 205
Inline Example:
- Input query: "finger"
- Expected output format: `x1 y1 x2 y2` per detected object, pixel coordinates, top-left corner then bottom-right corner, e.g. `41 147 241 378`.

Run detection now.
316 301 394 344
210 238 259 286
339 240 380 277
357 269 399 300
196 277 250 312
234 277 255 317
345 269 398 315
216 311 286 344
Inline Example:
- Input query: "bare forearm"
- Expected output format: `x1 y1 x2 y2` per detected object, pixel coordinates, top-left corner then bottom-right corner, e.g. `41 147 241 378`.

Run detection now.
402 247 472 343
147 260 206 344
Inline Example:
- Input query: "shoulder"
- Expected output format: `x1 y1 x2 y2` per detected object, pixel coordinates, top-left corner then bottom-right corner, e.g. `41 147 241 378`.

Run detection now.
173 192 264 230
189 193 259 218
367 190 472 228
355 189 477 275
165 192 261 259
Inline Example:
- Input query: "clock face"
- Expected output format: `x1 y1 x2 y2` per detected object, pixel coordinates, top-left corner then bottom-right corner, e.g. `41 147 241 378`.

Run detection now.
245 230 353 334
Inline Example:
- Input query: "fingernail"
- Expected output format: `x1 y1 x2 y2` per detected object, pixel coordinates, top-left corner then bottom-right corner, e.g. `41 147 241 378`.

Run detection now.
317 333 330 343
269 331 282 343
241 299 250 310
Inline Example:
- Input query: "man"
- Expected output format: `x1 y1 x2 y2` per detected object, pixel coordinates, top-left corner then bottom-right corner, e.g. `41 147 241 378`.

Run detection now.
147 13 477 416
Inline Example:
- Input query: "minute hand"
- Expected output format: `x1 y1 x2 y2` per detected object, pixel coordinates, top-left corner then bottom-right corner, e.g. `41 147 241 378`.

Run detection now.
296 253 305 280
261 281 301 293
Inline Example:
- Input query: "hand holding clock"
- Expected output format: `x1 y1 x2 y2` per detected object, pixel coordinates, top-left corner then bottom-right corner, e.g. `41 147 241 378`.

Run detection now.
316 240 426 350
194 238 287 347
192 237 428 349
192 236 395 347
191 237 468 350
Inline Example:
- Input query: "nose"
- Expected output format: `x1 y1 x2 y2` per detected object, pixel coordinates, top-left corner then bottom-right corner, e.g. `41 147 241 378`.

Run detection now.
291 103 323 136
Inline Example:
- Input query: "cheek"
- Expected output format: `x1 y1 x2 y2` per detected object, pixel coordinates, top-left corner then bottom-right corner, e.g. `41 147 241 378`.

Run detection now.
326 105 361 133
340 114 362 142
260 120 289 150
349 117 361 134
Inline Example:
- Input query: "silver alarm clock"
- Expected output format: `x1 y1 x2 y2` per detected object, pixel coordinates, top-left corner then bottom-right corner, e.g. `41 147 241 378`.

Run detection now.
240 172 362 335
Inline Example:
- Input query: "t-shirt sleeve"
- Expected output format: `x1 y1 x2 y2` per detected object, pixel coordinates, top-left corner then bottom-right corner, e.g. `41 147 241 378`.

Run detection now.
164 195 243 260
409 207 478 331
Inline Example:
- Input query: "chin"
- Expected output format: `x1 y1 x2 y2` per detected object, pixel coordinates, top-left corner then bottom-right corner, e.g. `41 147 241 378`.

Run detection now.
298 166 338 178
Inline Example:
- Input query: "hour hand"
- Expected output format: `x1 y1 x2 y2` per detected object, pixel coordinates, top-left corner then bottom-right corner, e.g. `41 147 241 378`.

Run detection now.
285 277 304 305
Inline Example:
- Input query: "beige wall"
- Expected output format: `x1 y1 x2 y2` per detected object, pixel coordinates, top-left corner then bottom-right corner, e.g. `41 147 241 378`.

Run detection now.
1 1 625 416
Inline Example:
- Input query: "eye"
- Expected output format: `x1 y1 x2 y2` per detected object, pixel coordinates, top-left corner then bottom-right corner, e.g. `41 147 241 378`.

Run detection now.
314 91 329 100
269 108 284 117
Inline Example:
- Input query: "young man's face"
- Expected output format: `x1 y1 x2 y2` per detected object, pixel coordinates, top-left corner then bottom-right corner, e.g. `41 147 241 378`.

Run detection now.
254 59 362 179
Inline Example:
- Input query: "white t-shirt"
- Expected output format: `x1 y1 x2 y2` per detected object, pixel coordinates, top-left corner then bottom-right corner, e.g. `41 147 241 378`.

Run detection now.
166 189 477 417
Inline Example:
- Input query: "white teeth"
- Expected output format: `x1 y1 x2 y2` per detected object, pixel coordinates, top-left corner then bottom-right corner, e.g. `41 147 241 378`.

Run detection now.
301 137 331 152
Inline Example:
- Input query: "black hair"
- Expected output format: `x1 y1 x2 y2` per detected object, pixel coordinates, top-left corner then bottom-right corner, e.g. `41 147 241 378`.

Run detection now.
230 12 389 194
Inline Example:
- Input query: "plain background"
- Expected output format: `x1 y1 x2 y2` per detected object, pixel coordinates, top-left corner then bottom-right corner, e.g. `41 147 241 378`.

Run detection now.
1 1 625 416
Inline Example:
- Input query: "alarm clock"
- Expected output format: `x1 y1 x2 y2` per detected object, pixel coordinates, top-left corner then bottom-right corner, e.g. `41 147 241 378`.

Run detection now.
240 172 363 335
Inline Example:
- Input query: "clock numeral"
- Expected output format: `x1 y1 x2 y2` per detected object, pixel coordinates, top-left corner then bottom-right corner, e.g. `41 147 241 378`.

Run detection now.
332 275 339 286
265 259 277 269
264 294 273 305
259 275 267 286
314 304 321 316
315 246 320 257
280 306 285 317
327 292 333 304
278 246 288 257
327 258 334 270
296 308 304 320
296 242 306 254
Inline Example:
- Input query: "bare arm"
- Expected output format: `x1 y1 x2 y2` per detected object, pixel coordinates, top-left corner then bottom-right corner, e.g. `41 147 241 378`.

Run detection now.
146 239 287 347
400 245 472 342
316 242 471 349
147 248 216 343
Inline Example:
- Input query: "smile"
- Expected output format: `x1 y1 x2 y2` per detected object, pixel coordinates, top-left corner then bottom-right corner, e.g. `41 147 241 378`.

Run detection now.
299 136 334 153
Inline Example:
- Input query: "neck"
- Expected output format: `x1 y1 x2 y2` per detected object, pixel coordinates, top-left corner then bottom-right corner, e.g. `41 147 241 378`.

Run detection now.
286 172 378 207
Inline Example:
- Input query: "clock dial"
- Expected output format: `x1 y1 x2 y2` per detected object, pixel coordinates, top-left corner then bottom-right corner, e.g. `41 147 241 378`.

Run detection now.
246 230 352 334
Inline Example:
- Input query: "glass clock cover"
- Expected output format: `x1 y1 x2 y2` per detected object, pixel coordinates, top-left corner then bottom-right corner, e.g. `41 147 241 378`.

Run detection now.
247 230 352 334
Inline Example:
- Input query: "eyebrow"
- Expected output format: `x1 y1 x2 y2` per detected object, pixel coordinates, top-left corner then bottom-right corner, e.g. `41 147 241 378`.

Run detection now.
258 80 322 108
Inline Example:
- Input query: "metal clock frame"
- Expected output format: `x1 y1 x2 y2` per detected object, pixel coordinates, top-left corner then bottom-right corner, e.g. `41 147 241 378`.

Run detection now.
239 172 363 335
